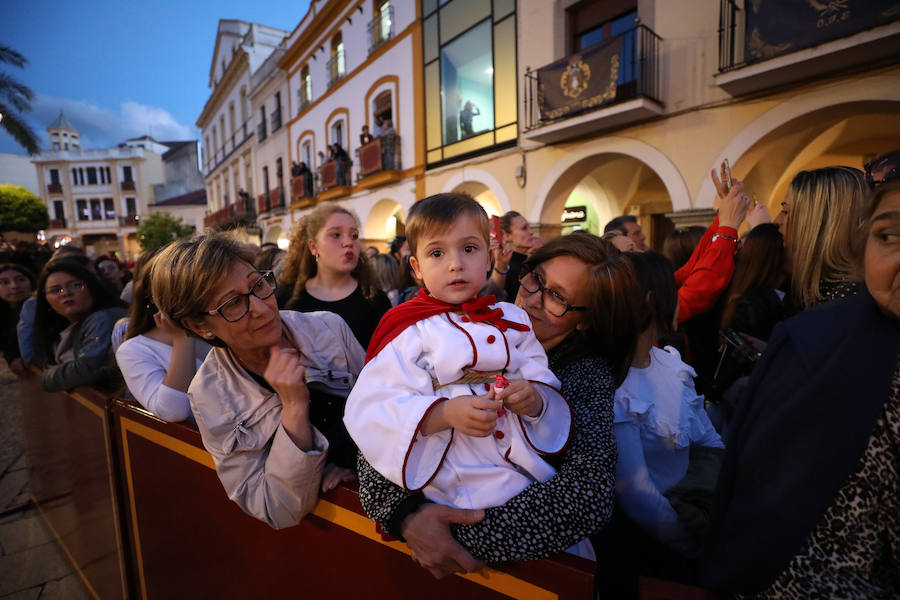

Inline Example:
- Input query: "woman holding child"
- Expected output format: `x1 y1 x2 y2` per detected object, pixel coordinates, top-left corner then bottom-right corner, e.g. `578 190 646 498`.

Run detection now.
352 194 641 575
150 233 365 529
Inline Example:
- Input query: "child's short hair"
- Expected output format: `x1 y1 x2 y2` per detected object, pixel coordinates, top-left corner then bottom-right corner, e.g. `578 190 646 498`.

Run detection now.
405 193 491 256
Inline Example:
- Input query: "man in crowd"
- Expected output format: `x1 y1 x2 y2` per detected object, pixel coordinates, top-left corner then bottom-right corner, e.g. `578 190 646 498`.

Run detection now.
604 215 648 251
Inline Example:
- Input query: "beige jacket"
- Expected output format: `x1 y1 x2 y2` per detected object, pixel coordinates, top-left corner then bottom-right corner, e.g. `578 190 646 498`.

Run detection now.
188 310 365 529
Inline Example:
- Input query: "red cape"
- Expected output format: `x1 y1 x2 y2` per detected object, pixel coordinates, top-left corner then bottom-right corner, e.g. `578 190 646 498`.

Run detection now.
364 289 530 364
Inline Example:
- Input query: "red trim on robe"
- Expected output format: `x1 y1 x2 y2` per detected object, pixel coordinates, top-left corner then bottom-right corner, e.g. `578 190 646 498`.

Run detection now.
401 397 455 492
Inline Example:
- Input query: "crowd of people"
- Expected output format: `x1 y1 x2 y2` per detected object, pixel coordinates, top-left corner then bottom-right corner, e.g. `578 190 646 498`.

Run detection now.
1 149 898 598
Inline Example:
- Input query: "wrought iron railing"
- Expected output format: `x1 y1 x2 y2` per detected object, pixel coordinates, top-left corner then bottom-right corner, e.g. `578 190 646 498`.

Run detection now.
718 0 746 72
271 106 282 132
523 23 661 132
327 49 345 89
368 5 394 55
206 120 254 174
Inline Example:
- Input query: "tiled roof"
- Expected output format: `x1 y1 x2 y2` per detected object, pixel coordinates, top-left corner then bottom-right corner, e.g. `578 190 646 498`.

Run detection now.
48 111 77 131
153 188 206 206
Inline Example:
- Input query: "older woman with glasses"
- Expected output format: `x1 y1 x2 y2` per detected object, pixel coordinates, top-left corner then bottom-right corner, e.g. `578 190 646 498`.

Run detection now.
32 261 128 392
150 233 365 529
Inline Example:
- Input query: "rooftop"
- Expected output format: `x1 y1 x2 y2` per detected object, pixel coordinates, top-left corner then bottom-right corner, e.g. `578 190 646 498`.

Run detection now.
152 187 206 206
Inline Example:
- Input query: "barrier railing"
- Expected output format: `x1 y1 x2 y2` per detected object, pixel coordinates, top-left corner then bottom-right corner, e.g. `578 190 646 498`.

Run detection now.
19 374 598 599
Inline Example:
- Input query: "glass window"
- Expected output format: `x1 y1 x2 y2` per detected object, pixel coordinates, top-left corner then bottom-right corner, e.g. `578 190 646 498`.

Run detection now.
441 19 494 144
49 169 60 185
53 200 64 220
77 200 88 221
126 197 136 216
103 198 115 219
86 167 98 185
122 166 133 182
90 199 102 220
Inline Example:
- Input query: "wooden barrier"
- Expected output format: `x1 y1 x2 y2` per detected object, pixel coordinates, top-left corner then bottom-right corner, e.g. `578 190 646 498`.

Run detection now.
20 375 597 599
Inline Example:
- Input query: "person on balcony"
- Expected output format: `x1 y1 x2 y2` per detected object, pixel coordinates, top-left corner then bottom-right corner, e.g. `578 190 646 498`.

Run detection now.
359 124 374 147
331 143 350 186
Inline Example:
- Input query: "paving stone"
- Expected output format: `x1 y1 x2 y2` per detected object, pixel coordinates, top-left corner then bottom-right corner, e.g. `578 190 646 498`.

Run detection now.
38 574 90 600
0 471 28 514
0 541 73 596
0 586 41 600
0 513 54 555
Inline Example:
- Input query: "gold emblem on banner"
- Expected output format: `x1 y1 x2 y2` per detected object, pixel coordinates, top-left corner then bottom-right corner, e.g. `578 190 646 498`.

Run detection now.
560 58 591 99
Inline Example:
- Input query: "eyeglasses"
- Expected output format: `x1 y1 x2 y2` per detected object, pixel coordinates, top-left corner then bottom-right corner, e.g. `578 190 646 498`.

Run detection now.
865 151 900 187
45 280 86 296
205 271 277 322
518 269 586 318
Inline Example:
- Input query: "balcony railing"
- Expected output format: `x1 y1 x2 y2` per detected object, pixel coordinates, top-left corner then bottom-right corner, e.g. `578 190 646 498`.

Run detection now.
291 173 316 203
205 120 254 174
318 156 352 192
120 180 136 192
204 204 235 229
49 218 66 229
355 135 401 180
257 121 268 143
524 24 662 132
47 183 63 195
271 106 282 132
368 6 394 55
118 215 140 226
326 49 345 89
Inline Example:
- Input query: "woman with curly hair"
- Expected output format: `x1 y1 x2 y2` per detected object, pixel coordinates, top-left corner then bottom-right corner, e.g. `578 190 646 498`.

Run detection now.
281 203 391 348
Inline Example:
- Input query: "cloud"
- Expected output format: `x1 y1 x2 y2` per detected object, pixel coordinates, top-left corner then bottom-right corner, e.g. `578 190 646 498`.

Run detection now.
0 94 196 154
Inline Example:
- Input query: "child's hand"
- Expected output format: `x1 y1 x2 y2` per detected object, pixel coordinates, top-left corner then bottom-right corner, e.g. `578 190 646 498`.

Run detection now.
496 380 543 418
442 394 501 437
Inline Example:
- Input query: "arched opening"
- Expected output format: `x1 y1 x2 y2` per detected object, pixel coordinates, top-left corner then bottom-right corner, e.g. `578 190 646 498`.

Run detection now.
364 198 406 251
264 225 289 249
722 101 900 218
450 181 503 217
539 154 674 247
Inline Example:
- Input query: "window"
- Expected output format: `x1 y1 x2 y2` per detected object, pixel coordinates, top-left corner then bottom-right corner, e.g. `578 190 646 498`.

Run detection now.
106 167 111 183
123 166 133 182
52 142 60 150
99 167 106 184
370 1 394 52
275 158 284 200
103 198 115 219
300 65 312 108
220 115 227 147
53 200 64 220
90 199 102 220
302 141 312 168
423 0 518 165
262 166 270 206
328 33 345 87
331 120 345 147
212 126 218 155
125 197 137 217
272 92 282 131
567 1 636 53
49 169 60 185
373 90 393 135
76 200 88 221
229 102 236 139
258 106 267 141
86 167 98 185
71 169 77 185
78 168 85 185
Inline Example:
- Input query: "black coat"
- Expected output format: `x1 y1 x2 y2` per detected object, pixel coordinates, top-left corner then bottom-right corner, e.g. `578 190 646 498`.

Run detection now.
701 286 900 594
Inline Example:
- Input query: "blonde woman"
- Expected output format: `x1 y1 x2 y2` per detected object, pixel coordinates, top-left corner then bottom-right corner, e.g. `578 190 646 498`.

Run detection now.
783 166 868 310
281 203 391 348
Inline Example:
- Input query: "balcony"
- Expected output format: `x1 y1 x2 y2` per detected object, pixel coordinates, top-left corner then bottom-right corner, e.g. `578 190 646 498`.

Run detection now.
317 157 352 201
118 215 140 227
271 106 282 132
49 218 66 229
257 121 267 143
290 173 316 207
47 183 63 195
368 6 394 55
523 24 663 145
206 120 254 174
204 204 235 229
326 49 345 90
120 180 135 192
355 135 402 189
716 0 900 96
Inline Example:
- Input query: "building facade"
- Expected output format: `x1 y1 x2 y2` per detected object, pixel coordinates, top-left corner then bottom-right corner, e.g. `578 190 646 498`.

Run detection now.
198 1 900 251
32 113 166 258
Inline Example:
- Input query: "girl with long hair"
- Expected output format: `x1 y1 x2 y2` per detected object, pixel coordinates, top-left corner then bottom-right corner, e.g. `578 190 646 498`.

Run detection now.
0 262 35 378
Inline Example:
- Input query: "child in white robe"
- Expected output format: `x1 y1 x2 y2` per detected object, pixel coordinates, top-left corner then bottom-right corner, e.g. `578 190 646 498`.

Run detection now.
344 193 572 513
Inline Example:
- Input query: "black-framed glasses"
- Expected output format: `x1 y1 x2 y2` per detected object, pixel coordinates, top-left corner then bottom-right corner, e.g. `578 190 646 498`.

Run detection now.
865 151 900 187
205 271 277 322
518 269 586 318
45 279 86 296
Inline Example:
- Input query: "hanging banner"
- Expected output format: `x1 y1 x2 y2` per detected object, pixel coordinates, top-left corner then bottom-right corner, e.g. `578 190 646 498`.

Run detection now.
745 0 900 63
537 37 623 121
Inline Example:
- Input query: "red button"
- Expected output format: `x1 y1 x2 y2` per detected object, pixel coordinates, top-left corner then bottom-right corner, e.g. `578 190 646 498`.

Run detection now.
486 335 496 344
494 431 505 440
461 316 470 322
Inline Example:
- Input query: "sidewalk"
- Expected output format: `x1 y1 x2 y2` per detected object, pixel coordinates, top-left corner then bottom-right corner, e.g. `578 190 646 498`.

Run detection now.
0 365 90 600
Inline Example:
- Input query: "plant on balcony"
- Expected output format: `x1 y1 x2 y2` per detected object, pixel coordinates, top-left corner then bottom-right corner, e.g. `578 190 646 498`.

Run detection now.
0 45 39 155
0 184 48 232
136 212 195 252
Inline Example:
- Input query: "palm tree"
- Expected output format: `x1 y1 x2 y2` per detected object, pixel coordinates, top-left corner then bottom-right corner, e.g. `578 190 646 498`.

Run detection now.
0 45 39 155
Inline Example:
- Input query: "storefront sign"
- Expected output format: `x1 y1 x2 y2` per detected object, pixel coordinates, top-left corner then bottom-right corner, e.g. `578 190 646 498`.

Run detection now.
561 206 587 223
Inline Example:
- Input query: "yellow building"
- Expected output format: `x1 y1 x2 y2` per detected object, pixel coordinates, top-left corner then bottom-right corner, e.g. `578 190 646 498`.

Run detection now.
209 0 899 249
32 112 166 258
